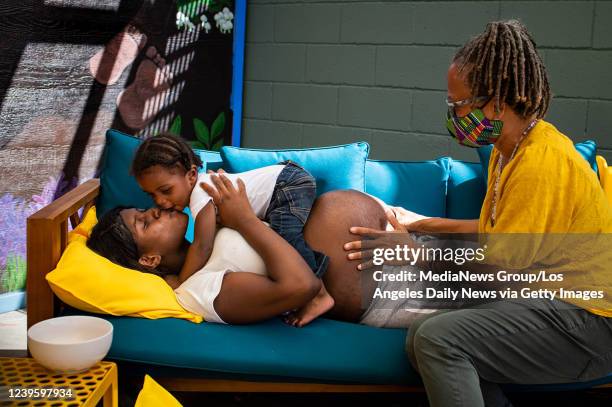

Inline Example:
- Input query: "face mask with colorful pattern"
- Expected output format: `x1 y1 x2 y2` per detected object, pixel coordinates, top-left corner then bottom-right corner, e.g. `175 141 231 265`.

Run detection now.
446 108 503 148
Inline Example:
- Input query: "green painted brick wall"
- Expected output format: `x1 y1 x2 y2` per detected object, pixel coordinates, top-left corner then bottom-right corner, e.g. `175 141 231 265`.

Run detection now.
242 0 612 163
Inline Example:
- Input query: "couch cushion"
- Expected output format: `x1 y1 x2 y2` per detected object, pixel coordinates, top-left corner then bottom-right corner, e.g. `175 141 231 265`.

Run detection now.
200 150 223 172
220 143 370 195
575 140 598 171
365 158 450 217
60 308 612 389
97 130 152 217
61 309 418 385
446 160 486 219
97 130 216 217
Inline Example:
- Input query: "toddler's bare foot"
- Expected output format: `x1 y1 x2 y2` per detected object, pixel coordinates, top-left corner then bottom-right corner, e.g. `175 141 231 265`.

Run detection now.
284 285 334 328
89 24 147 85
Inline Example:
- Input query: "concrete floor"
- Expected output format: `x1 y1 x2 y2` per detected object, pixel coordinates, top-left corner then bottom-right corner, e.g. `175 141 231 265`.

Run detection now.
0 309 26 353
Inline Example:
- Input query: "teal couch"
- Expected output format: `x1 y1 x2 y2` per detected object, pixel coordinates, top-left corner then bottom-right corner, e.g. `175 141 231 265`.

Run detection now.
62 130 611 392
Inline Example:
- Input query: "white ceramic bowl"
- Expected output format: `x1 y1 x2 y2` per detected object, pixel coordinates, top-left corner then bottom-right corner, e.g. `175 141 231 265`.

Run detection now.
28 316 113 373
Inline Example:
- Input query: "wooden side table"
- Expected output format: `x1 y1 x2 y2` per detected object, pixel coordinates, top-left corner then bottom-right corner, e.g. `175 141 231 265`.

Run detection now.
0 357 118 406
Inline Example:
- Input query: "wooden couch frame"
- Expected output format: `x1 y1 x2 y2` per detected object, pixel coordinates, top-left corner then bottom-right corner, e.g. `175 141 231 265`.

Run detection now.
26 178 611 393
25 179 420 393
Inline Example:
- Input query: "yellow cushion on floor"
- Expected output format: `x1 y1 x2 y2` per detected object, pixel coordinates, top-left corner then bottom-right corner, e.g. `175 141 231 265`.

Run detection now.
46 207 203 323
135 375 183 407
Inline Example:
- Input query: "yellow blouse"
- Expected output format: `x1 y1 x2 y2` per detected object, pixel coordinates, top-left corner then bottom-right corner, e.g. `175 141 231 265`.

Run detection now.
479 120 612 317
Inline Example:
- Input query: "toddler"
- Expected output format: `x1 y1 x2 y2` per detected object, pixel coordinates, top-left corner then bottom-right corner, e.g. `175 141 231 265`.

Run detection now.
131 133 333 326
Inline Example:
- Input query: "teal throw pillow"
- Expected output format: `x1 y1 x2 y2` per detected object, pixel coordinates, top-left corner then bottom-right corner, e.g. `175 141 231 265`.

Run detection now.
220 143 370 195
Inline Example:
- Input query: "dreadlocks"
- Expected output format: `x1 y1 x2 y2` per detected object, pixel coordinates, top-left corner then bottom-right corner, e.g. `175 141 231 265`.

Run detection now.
453 20 550 119
131 132 203 177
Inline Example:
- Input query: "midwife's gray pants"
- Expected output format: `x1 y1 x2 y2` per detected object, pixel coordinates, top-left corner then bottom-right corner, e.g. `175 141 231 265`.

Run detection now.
405 299 612 407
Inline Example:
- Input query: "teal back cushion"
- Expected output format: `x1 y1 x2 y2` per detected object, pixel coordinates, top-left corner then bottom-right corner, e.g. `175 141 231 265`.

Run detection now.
98 130 153 217
201 150 223 172
364 158 450 217
97 129 216 218
220 143 370 195
446 160 486 219
477 140 598 185
575 140 598 171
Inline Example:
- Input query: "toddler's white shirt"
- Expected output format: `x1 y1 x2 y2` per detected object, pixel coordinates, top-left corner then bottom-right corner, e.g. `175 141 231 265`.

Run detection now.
189 165 284 219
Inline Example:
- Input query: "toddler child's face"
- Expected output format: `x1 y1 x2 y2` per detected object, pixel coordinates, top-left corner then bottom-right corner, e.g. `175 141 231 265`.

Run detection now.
137 164 197 211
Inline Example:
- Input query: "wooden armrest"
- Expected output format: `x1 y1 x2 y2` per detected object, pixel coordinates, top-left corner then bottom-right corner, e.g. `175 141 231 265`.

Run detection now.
28 179 100 223
27 179 100 330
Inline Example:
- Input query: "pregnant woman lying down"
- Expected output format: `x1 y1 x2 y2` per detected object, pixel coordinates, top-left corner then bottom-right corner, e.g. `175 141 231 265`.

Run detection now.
87 174 430 326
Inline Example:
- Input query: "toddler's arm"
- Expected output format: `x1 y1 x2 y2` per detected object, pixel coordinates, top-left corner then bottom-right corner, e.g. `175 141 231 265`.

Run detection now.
177 202 217 284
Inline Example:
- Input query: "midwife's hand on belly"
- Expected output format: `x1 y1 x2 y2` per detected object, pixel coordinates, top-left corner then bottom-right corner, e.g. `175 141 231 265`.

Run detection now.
404 218 432 232
343 212 413 270
387 206 429 230
200 174 257 230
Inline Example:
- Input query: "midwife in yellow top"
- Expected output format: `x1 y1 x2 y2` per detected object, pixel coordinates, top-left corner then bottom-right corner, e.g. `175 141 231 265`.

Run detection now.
348 19 612 407
479 121 612 234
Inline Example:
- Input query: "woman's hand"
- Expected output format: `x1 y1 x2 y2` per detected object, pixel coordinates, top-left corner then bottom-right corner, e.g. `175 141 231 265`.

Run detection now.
343 211 412 270
404 218 432 232
389 206 479 234
206 168 226 174
200 174 257 230
406 217 480 234
385 206 429 231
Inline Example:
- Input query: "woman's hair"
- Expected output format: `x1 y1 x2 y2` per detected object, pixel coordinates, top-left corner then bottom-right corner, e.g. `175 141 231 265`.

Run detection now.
453 19 550 119
86 207 167 276
131 133 203 177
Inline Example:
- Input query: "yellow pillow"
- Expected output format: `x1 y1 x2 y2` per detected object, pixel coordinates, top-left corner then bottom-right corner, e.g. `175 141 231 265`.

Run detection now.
46 207 203 323
135 375 183 407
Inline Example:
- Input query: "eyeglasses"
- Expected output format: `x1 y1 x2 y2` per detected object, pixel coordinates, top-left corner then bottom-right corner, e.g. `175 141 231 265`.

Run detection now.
445 96 490 108
445 96 490 117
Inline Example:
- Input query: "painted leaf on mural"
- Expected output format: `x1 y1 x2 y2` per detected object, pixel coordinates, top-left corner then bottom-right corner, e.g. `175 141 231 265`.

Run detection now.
193 118 210 146
0 177 57 293
177 0 234 33
190 141 207 149
2 254 26 292
178 0 210 18
169 115 183 136
212 137 224 151
211 112 226 140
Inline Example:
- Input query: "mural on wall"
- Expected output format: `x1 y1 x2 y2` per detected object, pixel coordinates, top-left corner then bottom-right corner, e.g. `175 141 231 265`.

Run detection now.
0 0 236 294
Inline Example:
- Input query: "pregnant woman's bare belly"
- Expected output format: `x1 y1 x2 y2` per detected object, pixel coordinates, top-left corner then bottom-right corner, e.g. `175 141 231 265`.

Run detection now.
304 190 387 322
